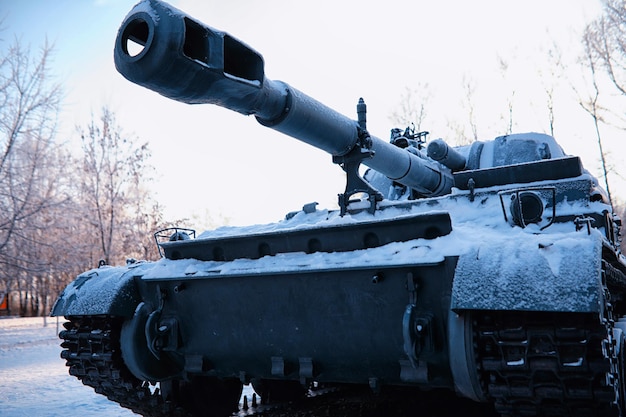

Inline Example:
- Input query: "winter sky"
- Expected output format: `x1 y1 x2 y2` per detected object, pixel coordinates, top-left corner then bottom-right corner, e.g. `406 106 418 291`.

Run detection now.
2 0 622 229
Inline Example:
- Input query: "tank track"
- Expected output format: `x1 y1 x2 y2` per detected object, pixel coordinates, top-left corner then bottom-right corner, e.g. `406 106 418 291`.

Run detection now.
59 315 191 417
474 311 618 417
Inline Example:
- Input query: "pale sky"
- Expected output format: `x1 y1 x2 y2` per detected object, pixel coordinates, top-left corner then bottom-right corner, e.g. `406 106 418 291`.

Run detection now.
3 0 622 229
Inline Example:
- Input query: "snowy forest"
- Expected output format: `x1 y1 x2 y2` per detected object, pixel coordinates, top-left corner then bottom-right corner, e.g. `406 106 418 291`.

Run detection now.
2 0 626 317
0 43 175 316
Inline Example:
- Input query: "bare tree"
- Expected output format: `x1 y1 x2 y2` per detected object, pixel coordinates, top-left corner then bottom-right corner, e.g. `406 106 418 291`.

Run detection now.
77 107 156 265
441 76 479 146
389 83 432 132
587 0 626 98
0 40 62 251
538 43 564 137
578 27 612 205
120 198 166 262
461 74 479 142
579 0 626 206
497 56 516 135
0 39 66 315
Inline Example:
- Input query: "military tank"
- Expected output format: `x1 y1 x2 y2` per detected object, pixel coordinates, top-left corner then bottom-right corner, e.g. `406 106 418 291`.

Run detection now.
51 1 626 416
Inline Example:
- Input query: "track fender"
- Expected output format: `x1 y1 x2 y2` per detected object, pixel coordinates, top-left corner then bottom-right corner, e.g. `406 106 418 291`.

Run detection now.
450 230 604 312
51 263 148 317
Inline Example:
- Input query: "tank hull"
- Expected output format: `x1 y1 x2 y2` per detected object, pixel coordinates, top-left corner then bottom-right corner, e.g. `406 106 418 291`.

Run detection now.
133 259 457 387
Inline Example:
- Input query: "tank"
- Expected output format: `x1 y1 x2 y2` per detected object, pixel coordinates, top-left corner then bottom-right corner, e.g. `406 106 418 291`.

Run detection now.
51 1 626 416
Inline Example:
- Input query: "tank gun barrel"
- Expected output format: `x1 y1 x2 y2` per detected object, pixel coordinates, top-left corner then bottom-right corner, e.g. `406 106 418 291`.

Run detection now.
114 0 453 197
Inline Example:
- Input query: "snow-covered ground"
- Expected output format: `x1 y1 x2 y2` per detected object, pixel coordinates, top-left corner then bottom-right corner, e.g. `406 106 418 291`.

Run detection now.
0 316 137 417
0 317 258 417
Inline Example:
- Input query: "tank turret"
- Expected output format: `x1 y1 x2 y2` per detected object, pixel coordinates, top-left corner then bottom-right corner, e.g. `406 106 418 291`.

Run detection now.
51 1 626 416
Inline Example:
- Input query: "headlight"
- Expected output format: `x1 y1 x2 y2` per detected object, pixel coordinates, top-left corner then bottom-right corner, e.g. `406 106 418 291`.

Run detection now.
510 191 544 226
